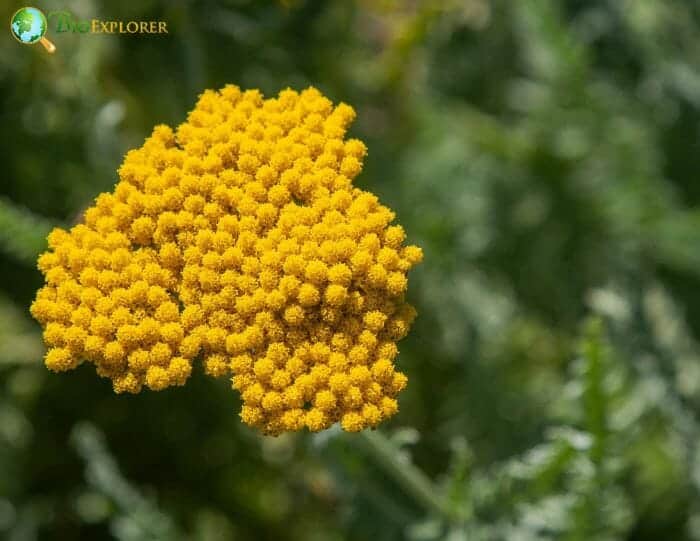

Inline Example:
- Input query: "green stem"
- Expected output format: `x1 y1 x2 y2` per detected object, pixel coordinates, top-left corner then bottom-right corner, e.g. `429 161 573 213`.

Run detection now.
356 430 459 523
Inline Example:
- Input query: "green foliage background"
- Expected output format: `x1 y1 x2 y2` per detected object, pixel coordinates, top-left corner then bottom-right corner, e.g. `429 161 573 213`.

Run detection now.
2 0 700 539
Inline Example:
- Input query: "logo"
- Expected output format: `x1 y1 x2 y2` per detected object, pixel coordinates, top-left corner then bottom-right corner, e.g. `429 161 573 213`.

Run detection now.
49 11 169 35
10 7 56 53
10 7 169 54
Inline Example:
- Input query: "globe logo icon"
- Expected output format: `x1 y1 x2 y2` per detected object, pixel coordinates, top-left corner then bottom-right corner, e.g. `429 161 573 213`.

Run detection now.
10 7 56 53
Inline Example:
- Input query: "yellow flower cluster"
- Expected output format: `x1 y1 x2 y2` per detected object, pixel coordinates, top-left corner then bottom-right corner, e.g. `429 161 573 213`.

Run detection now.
30 85 422 434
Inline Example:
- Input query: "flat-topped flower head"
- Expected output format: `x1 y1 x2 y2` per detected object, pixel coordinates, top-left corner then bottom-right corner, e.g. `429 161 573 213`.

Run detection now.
30 84 422 435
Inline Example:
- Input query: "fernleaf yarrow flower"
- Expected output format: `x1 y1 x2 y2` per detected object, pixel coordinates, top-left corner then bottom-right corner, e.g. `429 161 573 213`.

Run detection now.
30 85 422 435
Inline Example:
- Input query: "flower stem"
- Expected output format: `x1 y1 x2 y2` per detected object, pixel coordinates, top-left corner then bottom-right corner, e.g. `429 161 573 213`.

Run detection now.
356 430 458 522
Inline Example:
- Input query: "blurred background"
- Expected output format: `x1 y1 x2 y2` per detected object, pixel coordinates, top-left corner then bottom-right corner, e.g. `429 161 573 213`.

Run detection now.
3 0 700 539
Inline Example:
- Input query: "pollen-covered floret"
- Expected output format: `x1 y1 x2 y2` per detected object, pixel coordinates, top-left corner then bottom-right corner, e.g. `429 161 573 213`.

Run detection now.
31 84 423 435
